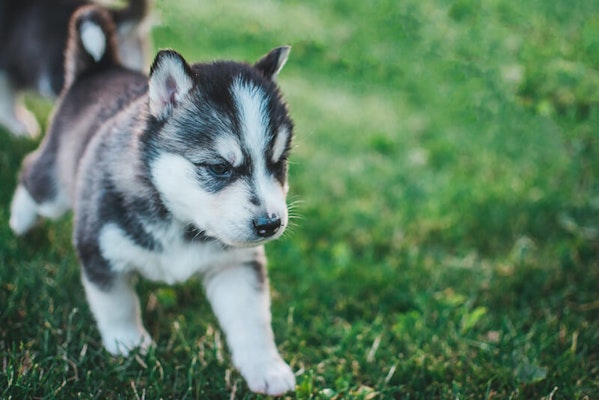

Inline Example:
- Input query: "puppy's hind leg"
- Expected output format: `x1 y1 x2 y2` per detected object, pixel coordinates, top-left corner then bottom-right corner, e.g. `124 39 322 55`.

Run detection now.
9 150 70 235
9 184 41 235
9 183 69 235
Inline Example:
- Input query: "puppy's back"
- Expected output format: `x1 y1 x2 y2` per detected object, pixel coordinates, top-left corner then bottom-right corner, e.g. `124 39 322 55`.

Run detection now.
40 6 147 199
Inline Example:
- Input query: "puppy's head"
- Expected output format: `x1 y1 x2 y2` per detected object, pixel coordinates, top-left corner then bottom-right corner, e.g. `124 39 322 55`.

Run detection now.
145 47 293 247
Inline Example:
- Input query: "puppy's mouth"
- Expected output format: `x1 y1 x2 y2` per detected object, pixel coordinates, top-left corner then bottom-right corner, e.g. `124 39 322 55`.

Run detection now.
221 229 286 248
184 223 285 248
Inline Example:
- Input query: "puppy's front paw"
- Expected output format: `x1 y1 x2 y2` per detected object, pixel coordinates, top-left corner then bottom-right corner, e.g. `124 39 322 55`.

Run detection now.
101 327 153 356
239 356 296 396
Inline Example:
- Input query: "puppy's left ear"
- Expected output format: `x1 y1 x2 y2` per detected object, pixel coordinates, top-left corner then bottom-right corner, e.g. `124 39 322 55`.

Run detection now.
254 46 290 80
149 50 194 120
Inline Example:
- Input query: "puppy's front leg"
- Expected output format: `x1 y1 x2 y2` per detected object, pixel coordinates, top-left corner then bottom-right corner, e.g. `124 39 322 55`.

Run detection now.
204 257 295 396
82 272 153 356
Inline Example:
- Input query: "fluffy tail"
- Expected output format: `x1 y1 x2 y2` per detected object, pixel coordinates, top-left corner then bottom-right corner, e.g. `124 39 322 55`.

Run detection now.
64 5 120 89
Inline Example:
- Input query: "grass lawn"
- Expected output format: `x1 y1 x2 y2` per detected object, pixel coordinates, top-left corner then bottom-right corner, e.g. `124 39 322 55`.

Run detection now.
1 0 599 398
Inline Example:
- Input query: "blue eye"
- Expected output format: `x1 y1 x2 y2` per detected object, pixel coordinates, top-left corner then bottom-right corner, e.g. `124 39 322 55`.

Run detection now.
207 163 232 178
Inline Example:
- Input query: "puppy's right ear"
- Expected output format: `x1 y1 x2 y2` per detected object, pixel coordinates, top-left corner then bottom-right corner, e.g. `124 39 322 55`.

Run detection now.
254 46 290 80
149 50 194 121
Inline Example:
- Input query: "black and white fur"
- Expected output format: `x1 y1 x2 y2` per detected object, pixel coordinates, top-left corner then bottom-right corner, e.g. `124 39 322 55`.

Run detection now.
10 5 295 396
0 0 151 137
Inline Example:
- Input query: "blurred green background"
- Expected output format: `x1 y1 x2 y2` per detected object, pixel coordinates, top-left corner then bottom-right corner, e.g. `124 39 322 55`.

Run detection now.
1 0 598 398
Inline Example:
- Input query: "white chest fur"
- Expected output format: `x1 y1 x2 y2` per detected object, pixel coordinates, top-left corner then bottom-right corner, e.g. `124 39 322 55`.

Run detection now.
98 222 260 284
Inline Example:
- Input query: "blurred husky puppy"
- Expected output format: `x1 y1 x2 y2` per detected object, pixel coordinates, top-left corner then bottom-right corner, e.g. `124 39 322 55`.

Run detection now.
9 5 296 396
0 0 151 137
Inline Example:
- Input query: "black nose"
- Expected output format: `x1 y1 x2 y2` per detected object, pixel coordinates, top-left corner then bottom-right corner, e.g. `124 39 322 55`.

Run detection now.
253 215 281 238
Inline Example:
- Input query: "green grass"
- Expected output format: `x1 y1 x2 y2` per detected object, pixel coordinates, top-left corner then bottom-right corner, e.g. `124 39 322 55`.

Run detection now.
1 0 599 398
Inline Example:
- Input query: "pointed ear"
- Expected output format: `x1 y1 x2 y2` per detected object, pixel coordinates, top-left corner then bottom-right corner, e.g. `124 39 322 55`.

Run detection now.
148 50 194 120
254 46 290 80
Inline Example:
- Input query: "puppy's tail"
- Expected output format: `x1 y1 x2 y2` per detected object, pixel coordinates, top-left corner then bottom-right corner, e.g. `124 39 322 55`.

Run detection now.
63 5 120 90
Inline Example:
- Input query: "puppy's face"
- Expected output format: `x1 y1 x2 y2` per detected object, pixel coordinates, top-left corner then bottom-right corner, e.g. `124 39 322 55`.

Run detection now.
146 48 293 247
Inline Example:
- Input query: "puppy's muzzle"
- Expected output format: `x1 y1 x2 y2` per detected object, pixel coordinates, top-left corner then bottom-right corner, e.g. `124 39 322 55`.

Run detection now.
253 214 282 238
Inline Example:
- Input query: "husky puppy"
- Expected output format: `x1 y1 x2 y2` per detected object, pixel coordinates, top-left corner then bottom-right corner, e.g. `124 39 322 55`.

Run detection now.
0 0 151 137
9 5 296 396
